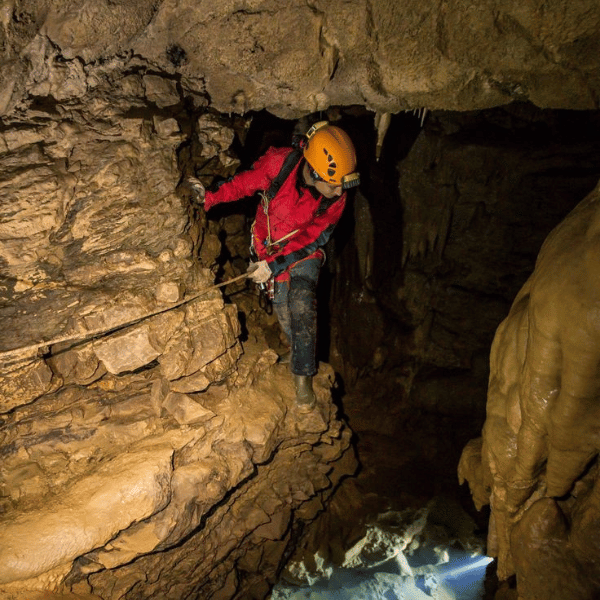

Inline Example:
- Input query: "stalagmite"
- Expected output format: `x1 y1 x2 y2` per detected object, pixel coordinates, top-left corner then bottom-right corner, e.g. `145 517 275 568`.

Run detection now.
459 181 600 599
374 112 391 161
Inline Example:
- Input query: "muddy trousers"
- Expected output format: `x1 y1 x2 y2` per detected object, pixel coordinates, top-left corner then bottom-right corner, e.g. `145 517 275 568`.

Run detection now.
272 257 320 377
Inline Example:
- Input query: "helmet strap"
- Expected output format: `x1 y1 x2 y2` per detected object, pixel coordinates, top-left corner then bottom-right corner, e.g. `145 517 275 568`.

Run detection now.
308 166 324 183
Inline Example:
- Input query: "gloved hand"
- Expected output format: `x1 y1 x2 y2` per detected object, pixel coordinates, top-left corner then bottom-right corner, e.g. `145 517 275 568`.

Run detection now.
183 176 205 205
265 241 286 256
247 260 272 284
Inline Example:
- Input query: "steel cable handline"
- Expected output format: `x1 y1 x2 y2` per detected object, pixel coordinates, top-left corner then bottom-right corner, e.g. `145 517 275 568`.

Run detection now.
0 272 250 367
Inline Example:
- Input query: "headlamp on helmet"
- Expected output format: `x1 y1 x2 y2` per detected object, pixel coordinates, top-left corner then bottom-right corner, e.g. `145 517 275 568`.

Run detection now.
304 121 360 190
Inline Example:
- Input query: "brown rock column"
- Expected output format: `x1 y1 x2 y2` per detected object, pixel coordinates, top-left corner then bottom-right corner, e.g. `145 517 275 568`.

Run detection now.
460 181 600 599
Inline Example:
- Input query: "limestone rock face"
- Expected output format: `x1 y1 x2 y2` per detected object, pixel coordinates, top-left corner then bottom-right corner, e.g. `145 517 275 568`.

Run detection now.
0 98 227 413
459 181 600 599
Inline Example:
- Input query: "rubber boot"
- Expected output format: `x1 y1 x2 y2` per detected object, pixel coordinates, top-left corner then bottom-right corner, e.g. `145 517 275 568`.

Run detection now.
293 374 316 412
278 350 291 365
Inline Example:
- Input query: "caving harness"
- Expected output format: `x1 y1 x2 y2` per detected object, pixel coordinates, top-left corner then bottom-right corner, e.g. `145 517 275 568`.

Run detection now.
248 124 360 312
250 147 304 310
2 272 252 370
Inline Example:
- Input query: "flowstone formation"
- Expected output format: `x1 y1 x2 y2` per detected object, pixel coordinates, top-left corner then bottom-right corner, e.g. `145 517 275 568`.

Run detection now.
459 181 600 600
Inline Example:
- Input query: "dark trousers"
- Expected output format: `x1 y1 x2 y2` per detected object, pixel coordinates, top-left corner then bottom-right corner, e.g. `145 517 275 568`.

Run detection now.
273 257 321 377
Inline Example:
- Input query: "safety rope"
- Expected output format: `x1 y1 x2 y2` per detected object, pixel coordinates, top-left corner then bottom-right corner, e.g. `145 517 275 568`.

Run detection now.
0 272 250 365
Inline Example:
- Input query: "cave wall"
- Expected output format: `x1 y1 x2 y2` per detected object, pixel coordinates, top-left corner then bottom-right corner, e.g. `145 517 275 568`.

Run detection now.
0 62 355 600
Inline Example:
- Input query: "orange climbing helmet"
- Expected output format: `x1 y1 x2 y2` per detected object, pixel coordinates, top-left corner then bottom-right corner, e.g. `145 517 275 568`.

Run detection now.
303 121 360 189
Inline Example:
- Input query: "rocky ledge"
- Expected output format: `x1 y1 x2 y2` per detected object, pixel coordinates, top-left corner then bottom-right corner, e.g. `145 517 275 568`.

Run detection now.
0 333 356 599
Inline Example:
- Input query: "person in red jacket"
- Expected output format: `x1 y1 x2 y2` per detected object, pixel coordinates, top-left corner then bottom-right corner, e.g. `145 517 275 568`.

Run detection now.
186 121 359 412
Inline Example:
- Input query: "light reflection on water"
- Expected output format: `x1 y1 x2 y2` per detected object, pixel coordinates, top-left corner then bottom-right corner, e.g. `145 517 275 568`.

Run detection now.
271 552 493 600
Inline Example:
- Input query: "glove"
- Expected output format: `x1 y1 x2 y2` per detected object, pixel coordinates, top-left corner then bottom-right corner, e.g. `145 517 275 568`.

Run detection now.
247 260 272 284
183 176 205 205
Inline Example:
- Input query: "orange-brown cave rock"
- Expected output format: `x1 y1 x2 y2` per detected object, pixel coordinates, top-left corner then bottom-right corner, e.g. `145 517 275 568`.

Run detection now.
459 182 600 599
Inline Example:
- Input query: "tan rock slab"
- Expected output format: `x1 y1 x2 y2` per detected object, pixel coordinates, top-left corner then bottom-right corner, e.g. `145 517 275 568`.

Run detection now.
0 359 56 414
0 447 174 585
162 391 216 425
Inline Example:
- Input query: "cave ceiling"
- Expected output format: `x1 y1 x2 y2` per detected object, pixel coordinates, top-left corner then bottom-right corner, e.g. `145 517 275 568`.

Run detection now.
1 0 599 120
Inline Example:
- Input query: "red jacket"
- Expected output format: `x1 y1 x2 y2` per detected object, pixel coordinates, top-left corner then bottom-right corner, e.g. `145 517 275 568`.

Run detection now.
204 147 347 278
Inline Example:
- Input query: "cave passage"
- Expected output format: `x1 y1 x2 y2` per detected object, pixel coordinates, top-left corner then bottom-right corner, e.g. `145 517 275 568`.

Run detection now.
2 0 600 596
3 91 600 599
196 102 600 598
